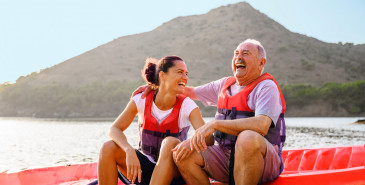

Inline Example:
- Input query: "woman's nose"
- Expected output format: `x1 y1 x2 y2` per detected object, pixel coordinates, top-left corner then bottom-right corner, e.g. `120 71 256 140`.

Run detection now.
183 73 188 79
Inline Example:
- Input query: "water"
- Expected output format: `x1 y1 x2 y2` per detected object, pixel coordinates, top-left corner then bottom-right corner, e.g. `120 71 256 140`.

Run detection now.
0 117 364 173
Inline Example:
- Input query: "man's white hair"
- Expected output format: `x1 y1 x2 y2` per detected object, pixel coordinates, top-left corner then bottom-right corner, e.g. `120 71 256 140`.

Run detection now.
240 39 266 60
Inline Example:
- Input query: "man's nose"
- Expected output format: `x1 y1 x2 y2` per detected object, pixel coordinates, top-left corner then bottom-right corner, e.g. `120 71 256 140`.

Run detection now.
235 54 242 60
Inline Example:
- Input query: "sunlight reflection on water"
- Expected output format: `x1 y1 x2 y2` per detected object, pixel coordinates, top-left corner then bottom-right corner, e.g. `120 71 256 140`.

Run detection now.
0 117 364 172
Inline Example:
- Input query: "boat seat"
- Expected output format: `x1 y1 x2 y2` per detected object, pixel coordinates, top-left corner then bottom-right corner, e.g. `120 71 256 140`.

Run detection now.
282 145 365 173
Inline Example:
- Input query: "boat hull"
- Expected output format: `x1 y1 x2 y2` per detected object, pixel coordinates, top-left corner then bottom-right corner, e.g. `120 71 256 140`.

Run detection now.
1 145 364 185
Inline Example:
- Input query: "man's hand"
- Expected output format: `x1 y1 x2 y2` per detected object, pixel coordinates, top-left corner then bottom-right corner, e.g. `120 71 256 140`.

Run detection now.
125 149 142 184
132 84 152 99
190 121 215 153
171 140 193 162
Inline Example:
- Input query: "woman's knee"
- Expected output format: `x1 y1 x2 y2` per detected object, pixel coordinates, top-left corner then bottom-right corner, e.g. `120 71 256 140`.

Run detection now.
100 140 120 158
161 137 181 149
173 150 204 168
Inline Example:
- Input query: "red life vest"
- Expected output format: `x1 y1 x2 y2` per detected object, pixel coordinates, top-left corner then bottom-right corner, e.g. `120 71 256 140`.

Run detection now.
138 91 188 161
214 73 286 150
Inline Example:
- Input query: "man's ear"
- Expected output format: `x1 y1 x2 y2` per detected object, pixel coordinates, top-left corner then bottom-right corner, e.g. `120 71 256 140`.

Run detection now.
259 58 266 71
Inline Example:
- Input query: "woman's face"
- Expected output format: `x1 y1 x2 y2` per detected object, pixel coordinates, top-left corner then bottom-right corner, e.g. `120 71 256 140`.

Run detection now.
160 60 188 95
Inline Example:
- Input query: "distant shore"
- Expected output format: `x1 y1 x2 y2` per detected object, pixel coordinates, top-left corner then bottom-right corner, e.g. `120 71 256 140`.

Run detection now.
355 119 365 124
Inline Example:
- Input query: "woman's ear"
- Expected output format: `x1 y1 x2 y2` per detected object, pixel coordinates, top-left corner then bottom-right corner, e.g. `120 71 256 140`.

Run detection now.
159 71 165 82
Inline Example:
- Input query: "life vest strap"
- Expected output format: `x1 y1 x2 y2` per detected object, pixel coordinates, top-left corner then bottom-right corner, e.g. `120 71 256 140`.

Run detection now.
141 144 159 158
214 130 237 141
142 129 181 138
217 108 255 117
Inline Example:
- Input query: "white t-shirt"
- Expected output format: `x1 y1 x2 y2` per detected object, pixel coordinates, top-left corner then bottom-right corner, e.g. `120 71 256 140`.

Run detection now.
132 93 198 131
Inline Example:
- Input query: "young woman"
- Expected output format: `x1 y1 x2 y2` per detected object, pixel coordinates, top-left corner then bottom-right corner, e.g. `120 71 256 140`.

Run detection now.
97 56 212 185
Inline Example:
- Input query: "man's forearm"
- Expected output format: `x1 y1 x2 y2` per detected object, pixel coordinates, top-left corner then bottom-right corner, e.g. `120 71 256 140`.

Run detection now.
183 86 198 100
212 115 271 136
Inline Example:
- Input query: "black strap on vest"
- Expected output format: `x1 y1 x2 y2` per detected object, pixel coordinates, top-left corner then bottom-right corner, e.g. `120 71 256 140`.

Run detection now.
142 129 181 138
216 107 254 184
229 146 236 185
217 108 255 118
141 145 159 157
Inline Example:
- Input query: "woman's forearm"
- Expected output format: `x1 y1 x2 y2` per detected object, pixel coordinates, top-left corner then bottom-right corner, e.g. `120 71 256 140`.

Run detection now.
109 126 134 152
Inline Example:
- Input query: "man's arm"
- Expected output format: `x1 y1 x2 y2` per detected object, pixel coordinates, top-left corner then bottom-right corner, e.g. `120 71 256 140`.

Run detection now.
132 84 199 100
190 115 271 152
211 115 271 136
183 86 198 100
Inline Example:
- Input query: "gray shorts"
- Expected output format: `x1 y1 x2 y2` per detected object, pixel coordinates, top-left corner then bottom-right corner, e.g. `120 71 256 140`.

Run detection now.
201 139 282 184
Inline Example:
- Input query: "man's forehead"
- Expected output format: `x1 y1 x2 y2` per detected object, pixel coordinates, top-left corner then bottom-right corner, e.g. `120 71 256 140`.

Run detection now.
235 42 257 52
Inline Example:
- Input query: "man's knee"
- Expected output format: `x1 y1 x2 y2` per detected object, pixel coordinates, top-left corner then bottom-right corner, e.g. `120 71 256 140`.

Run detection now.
235 130 265 155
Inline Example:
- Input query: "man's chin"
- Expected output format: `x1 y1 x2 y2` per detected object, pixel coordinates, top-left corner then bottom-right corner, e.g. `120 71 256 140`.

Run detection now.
234 71 247 79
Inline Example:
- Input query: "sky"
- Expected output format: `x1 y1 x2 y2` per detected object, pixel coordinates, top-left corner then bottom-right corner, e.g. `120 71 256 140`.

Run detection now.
1 0 364 84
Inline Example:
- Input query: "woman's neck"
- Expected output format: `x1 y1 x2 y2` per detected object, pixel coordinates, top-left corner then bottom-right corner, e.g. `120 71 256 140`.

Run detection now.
154 88 176 111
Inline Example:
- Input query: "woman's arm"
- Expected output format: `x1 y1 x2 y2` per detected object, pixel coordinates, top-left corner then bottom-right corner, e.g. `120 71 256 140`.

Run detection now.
109 99 138 152
109 99 141 183
189 107 215 146
173 107 214 162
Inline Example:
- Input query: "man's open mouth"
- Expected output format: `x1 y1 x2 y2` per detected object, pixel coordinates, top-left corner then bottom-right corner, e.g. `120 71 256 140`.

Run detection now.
235 63 246 69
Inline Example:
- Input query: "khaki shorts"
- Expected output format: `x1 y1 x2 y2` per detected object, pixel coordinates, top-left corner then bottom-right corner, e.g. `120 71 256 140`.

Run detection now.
201 138 283 184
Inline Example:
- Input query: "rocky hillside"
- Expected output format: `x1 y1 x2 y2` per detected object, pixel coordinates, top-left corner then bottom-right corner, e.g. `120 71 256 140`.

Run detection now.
15 2 364 87
1 2 364 118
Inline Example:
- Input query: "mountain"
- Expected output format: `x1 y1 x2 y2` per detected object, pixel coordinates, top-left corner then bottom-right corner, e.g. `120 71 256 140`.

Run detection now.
1 2 364 118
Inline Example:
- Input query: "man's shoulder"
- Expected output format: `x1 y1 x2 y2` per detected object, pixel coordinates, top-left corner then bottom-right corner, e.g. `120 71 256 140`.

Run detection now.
257 79 277 87
215 76 231 84
253 79 280 96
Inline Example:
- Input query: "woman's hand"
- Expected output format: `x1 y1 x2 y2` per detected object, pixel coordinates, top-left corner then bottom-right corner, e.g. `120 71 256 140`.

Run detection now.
171 140 192 163
132 84 152 99
190 121 215 153
125 148 142 184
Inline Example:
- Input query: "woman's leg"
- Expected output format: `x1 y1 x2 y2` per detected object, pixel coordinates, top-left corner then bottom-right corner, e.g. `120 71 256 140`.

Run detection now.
150 137 181 185
98 140 128 185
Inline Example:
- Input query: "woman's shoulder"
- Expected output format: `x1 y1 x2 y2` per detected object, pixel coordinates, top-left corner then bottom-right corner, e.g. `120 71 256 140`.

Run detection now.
181 96 198 110
132 93 147 107
132 93 142 101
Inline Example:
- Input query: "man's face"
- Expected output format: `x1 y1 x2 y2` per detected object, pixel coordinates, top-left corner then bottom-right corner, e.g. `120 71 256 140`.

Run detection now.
232 42 263 84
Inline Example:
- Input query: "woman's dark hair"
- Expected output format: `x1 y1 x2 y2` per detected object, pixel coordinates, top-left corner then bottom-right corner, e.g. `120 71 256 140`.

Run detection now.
142 56 183 87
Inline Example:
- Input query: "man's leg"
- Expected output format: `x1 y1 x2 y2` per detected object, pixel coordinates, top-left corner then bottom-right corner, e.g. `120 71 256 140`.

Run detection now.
173 150 210 185
234 130 267 185
150 137 181 185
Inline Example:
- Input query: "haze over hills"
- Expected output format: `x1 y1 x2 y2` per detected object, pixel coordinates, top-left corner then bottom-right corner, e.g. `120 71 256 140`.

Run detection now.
1 2 364 118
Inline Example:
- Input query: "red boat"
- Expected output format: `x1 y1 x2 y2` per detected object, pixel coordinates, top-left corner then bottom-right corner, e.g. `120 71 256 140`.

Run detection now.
1 145 364 185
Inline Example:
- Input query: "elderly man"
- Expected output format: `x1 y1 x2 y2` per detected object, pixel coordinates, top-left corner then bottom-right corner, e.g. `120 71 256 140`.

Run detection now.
175 39 286 185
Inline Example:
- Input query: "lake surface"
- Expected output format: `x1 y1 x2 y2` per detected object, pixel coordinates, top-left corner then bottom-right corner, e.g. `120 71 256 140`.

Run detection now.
0 117 364 173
